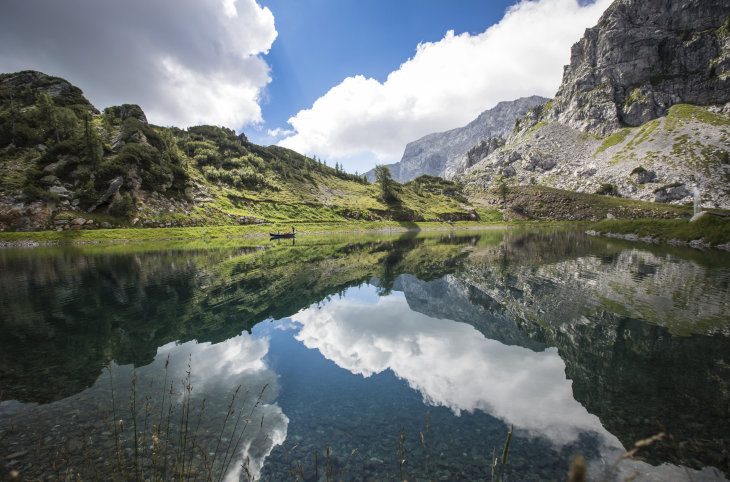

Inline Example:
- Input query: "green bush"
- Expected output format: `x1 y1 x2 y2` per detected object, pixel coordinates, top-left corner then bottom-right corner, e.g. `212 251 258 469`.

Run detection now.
202 165 267 189
595 183 621 196
108 192 135 217
194 148 221 167
117 143 159 167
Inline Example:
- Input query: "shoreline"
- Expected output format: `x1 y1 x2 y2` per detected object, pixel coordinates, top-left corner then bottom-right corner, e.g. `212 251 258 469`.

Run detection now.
585 229 730 251
0 221 520 249
4 217 729 251
586 216 730 251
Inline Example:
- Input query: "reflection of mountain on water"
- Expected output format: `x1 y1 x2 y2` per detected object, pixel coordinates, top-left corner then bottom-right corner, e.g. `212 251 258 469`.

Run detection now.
396 232 730 475
560 315 730 475
0 331 288 481
392 274 546 351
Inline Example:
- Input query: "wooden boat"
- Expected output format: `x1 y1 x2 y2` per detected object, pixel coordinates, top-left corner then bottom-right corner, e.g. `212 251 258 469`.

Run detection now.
270 228 296 239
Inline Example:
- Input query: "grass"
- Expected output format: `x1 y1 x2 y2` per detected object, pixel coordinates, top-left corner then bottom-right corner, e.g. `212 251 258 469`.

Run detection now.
594 128 632 156
627 118 660 147
666 104 730 128
0 220 510 245
624 88 647 107
470 185 693 222
589 215 730 246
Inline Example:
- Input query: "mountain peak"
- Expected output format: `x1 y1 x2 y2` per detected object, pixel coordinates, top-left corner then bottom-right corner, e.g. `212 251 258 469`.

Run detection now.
367 95 549 183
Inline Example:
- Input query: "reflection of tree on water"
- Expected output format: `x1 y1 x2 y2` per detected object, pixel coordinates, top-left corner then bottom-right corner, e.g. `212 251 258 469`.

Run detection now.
0 235 474 403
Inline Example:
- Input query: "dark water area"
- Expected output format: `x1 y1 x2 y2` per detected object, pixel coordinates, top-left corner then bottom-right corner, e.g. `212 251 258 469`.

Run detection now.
0 229 729 481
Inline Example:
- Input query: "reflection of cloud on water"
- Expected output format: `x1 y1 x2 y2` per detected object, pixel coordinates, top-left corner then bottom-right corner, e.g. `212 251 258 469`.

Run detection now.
290 286 729 481
149 333 289 481
0 332 288 481
291 291 611 447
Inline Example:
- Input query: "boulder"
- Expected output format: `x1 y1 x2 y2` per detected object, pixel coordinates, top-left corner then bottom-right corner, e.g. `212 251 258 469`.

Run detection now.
87 176 124 212
49 185 71 199
654 184 690 203
631 167 657 184
522 152 556 172
508 150 522 163
42 157 70 174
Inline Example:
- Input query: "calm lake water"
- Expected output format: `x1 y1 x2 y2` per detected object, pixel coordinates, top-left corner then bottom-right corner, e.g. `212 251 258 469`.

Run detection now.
1 229 729 481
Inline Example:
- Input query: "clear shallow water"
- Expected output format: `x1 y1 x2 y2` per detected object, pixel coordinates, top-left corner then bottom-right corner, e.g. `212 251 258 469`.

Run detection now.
0 230 729 480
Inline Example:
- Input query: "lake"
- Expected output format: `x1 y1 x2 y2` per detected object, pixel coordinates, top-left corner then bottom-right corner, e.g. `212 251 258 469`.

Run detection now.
1 228 729 481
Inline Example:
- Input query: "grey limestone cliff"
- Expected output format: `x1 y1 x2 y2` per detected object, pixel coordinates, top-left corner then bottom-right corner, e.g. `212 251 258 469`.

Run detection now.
463 0 730 208
547 0 730 135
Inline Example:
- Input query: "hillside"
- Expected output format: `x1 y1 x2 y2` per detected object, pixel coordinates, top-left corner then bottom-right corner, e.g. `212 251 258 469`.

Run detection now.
463 0 730 209
0 71 476 232
366 96 548 183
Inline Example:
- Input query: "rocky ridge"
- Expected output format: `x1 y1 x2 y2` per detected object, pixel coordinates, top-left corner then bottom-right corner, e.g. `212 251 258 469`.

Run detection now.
462 0 730 209
366 96 548 183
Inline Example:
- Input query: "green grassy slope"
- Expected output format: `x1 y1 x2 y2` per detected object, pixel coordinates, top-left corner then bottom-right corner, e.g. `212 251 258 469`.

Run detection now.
0 71 477 232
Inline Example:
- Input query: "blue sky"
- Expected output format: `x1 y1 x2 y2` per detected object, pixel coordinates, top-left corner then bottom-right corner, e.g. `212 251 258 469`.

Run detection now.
251 0 516 143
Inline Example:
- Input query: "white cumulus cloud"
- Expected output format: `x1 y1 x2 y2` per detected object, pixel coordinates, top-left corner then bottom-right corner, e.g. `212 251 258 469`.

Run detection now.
0 0 277 128
279 0 612 172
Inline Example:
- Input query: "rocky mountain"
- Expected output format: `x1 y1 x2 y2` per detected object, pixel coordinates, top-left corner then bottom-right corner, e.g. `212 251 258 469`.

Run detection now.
366 96 548 183
463 0 730 209
549 0 730 134
0 71 475 231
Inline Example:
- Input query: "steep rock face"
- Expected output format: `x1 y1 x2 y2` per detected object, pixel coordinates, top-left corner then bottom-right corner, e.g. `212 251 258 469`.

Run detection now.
463 0 730 208
446 136 506 179
366 96 548 182
548 0 730 135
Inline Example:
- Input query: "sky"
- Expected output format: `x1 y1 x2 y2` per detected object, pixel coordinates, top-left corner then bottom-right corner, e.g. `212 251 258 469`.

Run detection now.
0 0 611 173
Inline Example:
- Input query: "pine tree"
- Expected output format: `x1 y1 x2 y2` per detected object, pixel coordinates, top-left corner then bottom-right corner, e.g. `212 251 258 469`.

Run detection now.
36 92 59 143
374 165 397 202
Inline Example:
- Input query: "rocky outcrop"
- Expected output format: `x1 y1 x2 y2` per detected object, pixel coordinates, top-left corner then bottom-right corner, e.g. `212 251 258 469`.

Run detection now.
464 106 730 208
366 96 548 183
463 0 730 209
448 136 506 179
547 0 730 135
0 70 97 113
87 176 124 212
103 104 148 124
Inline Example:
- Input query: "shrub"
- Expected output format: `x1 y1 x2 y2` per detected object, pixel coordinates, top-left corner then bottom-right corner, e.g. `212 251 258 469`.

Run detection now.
202 165 267 189
595 183 620 196
108 192 135 217
117 143 159 166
